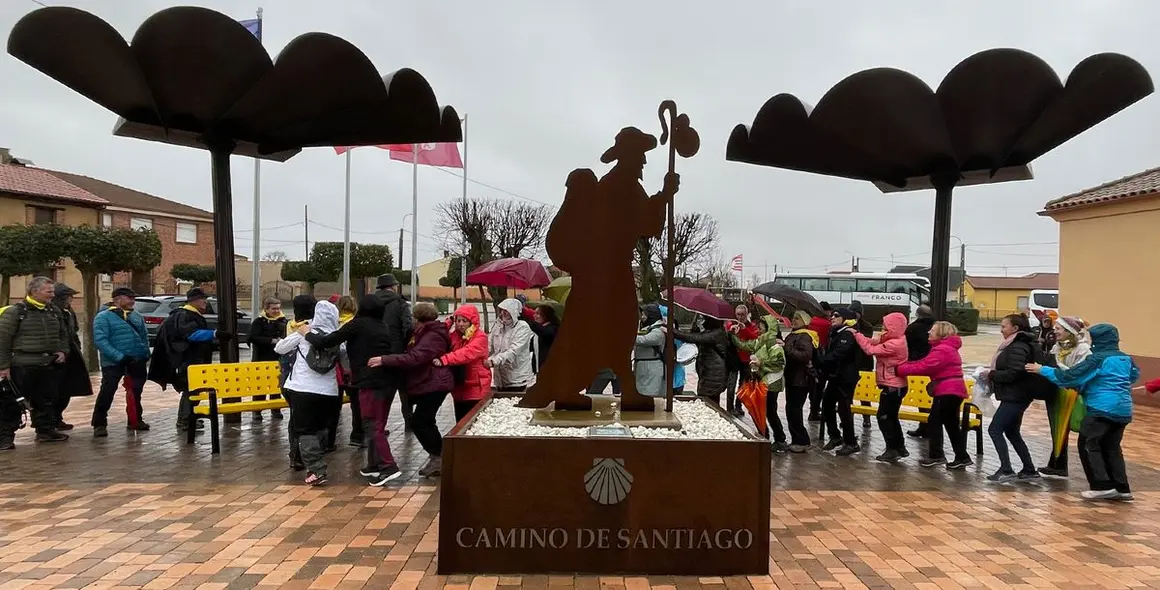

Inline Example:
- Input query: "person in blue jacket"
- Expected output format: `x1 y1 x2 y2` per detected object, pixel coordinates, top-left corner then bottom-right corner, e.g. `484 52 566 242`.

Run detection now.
91 287 151 437
1027 323 1139 502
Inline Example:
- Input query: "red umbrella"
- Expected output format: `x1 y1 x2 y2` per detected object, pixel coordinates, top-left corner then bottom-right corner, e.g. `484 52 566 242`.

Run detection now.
666 286 735 320
466 258 552 289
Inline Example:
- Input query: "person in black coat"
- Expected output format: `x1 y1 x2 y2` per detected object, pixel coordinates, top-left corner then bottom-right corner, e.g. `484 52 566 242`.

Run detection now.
148 288 229 431
819 308 864 455
984 314 1056 482
50 284 92 430
904 305 936 438
247 297 288 420
372 274 413 428
525 305 560 371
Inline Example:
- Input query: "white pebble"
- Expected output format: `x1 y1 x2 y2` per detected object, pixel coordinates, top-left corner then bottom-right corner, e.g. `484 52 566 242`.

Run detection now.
463 397 749 441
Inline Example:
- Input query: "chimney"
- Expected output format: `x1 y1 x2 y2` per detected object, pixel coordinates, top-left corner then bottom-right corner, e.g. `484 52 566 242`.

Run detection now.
0 148 11 165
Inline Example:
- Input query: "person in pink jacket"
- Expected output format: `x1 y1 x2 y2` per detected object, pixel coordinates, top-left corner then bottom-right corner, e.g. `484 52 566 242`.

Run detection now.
854 312 909 463
896 321 972 470
434 305 492 422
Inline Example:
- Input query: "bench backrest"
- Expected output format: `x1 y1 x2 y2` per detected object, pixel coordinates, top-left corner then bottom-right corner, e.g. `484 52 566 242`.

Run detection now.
855 371 978 411
187 362 282 399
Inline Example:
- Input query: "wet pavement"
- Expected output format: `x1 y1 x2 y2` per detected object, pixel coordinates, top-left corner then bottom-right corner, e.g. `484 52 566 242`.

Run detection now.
3 355 1160 588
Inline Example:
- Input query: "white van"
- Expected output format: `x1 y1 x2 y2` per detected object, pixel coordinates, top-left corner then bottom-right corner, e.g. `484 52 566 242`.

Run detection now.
1027 289 1059 328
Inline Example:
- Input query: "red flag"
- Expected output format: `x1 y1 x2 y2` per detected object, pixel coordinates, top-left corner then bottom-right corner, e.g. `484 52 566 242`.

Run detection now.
332 143 463 168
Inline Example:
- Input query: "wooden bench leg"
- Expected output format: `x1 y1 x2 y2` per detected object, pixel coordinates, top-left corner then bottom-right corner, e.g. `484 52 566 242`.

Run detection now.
209 392 220 455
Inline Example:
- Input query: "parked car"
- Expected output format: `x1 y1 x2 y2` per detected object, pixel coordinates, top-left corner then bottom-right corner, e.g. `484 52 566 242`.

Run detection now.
136 296 252 346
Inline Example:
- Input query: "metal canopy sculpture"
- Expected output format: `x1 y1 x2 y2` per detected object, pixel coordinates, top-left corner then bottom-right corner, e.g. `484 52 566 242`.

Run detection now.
726 48 1152 318
8 6 461 362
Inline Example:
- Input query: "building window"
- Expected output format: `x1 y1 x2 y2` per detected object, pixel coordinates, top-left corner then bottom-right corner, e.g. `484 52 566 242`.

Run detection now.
176 222 197 244
130 217 153 231
101 213 112 227
31 206 57 225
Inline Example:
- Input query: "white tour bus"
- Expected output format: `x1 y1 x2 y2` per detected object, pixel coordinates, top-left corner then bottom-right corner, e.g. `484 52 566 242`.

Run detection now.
1027 289 1059 328
767 272 931 320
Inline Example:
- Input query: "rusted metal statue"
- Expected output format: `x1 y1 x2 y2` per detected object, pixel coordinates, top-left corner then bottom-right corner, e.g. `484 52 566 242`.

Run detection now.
519 102 696 412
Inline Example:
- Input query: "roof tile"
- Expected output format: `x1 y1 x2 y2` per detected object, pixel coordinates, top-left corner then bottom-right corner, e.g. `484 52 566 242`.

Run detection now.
0 164 107 205
1043 166 1160 212
967 272 1058 291
44 169 212 219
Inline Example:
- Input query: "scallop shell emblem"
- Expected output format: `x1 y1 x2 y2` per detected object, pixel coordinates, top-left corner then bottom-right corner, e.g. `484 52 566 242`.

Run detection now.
584 458 632 505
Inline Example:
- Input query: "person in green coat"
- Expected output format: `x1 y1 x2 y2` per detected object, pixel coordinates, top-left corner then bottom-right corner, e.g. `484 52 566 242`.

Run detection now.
734 315 788 452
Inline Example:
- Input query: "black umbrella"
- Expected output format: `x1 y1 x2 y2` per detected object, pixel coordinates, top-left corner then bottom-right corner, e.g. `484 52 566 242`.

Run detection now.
751 282 824 317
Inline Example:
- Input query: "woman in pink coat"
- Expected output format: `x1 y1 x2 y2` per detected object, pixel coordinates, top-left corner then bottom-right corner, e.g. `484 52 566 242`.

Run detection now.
897 321 972 470
435 305 492 422
854 312 909 463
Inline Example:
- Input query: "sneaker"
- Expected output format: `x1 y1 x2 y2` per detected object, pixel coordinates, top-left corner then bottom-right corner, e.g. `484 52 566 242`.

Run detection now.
35 431 68 443
1080 489 1119 501
788 444 809 454
304 472 327 486
919 457 947 468
418 456 443 477
56 421 74 431
349 438 366 449
369 465 403 487
1017 470 1042 481
290 455 305 471
836 444 861 456
906 428 926 439
807 413 822 423
0 439 14 451
946 457 974 470
251 412 263 422
822 439 843 452
1113 492 1134 502
771 441 790 454
271 409 284 420
176 420 205 432
875 449 902 463
899 447 911 458
127 422 150 431
1038 467 1068 479
359 466 383 477
986 470 1017 483
93 426 108 438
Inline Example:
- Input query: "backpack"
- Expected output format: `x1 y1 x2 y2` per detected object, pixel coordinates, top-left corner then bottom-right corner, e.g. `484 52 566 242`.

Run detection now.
300 337 340 374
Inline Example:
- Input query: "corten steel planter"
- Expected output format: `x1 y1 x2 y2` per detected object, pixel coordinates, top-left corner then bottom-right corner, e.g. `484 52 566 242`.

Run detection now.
7 6 461 362
439 393 771 575
726 48 1152 319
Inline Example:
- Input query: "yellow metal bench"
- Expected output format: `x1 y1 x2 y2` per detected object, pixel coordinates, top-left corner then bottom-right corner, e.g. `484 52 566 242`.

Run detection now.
185 362 352 454
851 371 986 455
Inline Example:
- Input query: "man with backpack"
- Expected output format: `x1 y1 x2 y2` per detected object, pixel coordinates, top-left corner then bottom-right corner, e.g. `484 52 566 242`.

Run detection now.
0 276 72 448
147 288 231 431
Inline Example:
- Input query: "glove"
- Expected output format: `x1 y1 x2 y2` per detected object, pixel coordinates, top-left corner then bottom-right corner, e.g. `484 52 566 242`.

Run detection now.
215 331 234 342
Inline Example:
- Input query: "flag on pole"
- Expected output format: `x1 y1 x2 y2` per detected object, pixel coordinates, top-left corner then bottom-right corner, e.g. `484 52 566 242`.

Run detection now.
333 143 463 168
238 17 262 41
730 254 744 272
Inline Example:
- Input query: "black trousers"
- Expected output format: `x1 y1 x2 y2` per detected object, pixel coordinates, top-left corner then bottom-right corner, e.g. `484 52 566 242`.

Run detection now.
784 385 810 446
288 390 334 477
92 360 147 428
586 368 621 396
823 380 856 446
454 399 480 422
1044 392 1070 471
411 391 448 456
876 386 905 451
930 395 969 462
809 377 826 419
326 388 363 448
11 364 60 435
765 387 786 443
1078 415 1130 493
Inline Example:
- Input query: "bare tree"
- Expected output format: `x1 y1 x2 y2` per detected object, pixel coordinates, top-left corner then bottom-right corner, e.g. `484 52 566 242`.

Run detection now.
262 250 289 262
635 212 720 301
695 254 740 289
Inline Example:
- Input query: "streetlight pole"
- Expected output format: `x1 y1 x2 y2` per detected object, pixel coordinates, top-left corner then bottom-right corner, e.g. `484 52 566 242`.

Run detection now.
950 235 965 304
399 212 413 284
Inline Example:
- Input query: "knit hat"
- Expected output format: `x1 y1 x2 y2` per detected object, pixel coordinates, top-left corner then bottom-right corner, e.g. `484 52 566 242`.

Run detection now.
327 294 341 304
185 287 208 301
1057 316 1085 337
836 308 857 321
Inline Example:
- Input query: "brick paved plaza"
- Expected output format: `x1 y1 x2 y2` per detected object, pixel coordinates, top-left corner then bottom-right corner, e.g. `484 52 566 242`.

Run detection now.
2 371 1159 589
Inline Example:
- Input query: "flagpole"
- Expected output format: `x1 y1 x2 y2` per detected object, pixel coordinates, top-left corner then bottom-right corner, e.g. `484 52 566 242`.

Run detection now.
459 115 468 306
248 6 263 317
341 149 352 295
410 143 419 303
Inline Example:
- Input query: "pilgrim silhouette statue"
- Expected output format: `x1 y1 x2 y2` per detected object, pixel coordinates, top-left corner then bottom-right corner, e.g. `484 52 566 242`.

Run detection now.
518 126 679 412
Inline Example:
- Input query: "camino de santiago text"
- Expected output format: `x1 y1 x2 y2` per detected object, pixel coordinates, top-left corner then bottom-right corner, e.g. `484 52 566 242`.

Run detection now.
456 528 754 550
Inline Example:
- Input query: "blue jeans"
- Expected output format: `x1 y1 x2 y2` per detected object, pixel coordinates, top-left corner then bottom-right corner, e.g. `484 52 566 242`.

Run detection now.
989 400 1034 473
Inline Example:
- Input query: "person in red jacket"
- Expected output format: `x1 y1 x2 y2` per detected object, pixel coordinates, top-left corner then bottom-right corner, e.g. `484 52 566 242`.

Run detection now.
726 304 760 416
806 302 834 421
436 305 492 422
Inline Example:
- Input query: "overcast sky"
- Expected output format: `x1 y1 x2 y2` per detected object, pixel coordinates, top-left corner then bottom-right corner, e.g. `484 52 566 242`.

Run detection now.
2 0 1157 281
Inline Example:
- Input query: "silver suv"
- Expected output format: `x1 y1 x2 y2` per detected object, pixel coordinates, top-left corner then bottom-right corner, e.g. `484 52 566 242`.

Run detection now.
136 296 252 346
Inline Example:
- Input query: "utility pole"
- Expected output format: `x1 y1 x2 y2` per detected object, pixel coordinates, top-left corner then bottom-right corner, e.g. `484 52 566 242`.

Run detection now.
850 255 855 272
958 242 966 304
303 205 308 259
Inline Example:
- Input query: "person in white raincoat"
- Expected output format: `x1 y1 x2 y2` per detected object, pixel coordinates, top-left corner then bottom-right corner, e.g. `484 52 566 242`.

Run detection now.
487 298 536 391
633 304 667 398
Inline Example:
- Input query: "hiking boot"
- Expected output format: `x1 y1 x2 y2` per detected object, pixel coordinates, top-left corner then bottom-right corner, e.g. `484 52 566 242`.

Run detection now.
771 441 790 453
875 449 902 463
1081 489 1118 501
919 457 947 468
836 444 860 456
56 421 74 431
1017 470 1042 481
1038 466 1068 479
36 431 68 443
93 426 108 438
986 469 1017 483
0 439 14 451
251 412 263 422
127 422 150 431
788 444 809 454
946 457 973 470
821 439 843 452
369 465 403 487
418 456 443 477
271 409 284 420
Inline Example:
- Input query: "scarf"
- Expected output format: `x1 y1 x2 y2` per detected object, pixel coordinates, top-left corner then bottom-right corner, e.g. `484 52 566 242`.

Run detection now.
791 328 819 349
287 319 309 335
181 304 202 315
23 296 45 310
989 332 1020 371
338 311 354 326
261 311 285 321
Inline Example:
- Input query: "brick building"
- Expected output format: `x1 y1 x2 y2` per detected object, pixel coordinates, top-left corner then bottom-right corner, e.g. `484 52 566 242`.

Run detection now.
45 170 215 297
